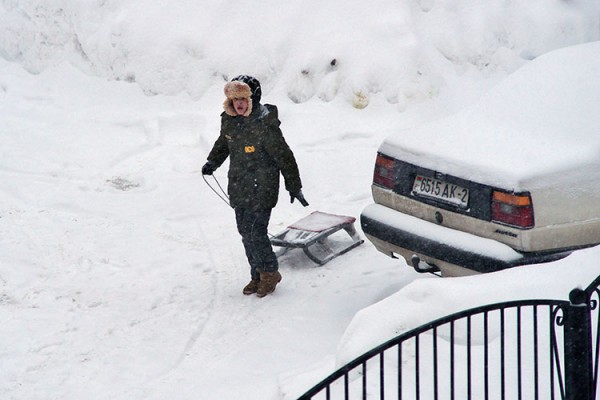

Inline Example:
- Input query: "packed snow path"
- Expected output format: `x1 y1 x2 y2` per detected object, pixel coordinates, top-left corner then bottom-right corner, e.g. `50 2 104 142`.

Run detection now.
0 60 415 399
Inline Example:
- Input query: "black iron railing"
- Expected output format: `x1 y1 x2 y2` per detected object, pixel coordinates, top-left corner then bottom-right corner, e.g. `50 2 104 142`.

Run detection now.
298 274 600 400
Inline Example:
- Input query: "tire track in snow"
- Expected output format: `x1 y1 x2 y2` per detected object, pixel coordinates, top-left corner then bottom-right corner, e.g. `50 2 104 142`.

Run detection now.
166 265 217 372
153 220 245 377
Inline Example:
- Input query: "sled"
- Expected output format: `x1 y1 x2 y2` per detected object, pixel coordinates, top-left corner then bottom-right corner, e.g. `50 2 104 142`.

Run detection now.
270 211 364 265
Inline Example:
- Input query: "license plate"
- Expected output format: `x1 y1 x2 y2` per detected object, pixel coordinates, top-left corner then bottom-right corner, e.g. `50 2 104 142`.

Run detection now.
412 175 469 208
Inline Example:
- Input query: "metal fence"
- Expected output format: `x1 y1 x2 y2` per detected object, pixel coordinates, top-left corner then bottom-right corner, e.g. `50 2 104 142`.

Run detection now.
298 274 600 400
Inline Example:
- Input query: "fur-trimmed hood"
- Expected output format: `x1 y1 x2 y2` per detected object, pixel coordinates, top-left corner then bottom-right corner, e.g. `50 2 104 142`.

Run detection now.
223 75 262 117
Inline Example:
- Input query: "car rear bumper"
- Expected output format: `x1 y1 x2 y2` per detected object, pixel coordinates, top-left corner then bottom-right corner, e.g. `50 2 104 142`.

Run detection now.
360 204 570 275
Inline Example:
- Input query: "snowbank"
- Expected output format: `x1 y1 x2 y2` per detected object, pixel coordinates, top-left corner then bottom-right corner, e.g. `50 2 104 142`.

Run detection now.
1 0 598 108
336 245 600 368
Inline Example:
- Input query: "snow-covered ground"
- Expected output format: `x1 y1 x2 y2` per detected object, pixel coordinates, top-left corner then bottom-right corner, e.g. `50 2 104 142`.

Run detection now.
1 1 599 399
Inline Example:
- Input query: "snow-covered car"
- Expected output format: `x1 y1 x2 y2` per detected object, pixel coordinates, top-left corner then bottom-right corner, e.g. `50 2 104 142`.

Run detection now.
361 42 600 277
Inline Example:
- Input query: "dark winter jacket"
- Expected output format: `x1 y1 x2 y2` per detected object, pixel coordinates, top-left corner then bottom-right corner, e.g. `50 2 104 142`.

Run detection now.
207 103 302 209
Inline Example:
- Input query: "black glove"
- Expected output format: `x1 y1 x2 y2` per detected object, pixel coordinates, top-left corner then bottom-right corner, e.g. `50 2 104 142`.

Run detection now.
290 190 309 207
202 161 216 175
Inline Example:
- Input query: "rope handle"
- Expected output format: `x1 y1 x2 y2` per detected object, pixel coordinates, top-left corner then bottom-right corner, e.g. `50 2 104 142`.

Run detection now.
202 173 278 238
202 174 232 208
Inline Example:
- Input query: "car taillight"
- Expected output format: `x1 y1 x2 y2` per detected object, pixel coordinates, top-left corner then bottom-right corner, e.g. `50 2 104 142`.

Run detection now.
373 154 395 189
491 190 534 228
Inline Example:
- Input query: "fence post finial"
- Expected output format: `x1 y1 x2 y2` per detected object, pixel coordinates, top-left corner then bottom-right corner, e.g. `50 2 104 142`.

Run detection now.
565 287 593 400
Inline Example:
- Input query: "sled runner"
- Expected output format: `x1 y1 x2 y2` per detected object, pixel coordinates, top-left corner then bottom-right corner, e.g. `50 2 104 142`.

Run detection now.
270 211 364 265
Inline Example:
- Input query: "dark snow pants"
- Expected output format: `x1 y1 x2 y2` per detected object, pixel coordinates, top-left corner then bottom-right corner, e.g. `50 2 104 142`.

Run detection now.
234 208 279 280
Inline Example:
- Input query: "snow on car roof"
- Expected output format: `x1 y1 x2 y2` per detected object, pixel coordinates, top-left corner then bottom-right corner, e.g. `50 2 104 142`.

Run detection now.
380 41 600 191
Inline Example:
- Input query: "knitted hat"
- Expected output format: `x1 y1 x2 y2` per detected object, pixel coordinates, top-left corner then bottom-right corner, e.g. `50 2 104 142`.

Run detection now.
223 75 262 117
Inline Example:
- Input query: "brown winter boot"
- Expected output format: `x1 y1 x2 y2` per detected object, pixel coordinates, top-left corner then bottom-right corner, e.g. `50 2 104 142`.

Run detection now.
243 279 260 295
256 271 282 298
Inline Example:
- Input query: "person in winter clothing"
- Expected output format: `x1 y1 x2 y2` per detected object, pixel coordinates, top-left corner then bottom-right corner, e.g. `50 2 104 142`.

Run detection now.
202 75 308 297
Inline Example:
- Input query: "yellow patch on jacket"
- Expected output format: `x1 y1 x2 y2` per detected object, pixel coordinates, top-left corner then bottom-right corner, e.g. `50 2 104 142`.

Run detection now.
244 146 255 153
